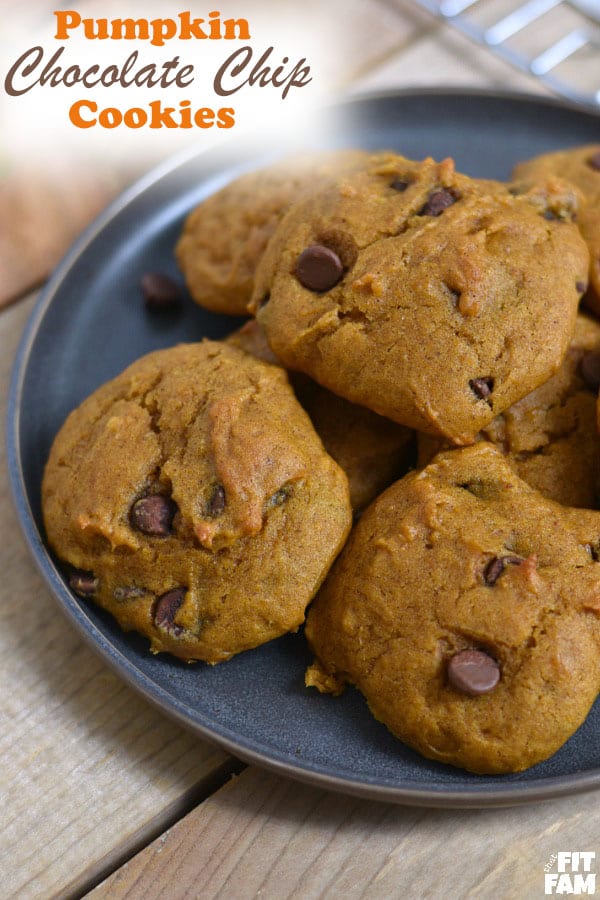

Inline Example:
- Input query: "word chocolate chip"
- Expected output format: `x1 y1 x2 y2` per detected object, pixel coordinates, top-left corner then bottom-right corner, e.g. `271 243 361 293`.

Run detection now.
579 350 600 392
69 570 98 597
447 649 500 696
208 483 226 516
130 494 177 536
420 189 457 217
295 244 344 292
469 377 494 402
154 588 186 635
141 272 182 312
484 555 524 586
587 151 600 172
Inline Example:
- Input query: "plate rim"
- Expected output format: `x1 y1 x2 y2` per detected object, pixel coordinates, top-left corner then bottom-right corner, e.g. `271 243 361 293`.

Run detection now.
7 86 600 809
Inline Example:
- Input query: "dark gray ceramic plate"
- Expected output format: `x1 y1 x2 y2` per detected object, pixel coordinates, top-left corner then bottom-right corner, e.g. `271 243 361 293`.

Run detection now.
8 90 600 808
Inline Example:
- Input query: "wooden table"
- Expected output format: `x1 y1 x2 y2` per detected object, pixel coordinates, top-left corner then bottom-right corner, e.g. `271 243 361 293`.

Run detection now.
2 2 599 897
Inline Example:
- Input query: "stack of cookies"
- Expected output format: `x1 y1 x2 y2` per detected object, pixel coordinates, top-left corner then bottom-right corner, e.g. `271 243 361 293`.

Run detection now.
43 144 600 775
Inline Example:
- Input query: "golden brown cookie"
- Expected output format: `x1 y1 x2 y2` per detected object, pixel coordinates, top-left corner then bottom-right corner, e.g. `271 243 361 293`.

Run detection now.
513 145 600 315
227 320 415 511
418 313 600 508
305 443 600 775
42 342 352 663
251 153 588 444
175 150 367 316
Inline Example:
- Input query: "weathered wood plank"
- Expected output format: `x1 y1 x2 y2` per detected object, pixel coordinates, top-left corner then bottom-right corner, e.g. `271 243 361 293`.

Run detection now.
87 766 600 900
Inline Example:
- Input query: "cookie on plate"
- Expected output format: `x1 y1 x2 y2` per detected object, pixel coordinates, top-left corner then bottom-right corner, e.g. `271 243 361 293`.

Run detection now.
305 443 600 774
513 145 600 315
42 341 352 663
251 153 588 444
227 320 415 511
418 313 600 508
175 150 367 316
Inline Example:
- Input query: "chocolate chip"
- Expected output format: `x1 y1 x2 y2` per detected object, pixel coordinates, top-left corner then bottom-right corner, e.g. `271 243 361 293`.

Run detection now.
141 272 182 312
484 555 523 586
295 245 343 292
390 178 409 192
469 377 494 402
420 189 457 217
69 570 98 598
154 588 186 635
579 350 600 391
447 649 500 696
577 281 587 294
587 151 600 171
208 483 226 516
543 210 558 221
130 494 177 536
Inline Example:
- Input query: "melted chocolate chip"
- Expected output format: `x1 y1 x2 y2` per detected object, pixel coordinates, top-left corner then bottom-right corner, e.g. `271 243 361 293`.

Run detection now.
208 483 226 517
130 495 177 536
587 151 600 172
390 178 409 192
154 588 186 635
447 649 500 696
141 272 182 312
579 351 600 392
484 555 524 586
69 570 98 598
295 245 343 292
469 377 494 402
420 189 457 217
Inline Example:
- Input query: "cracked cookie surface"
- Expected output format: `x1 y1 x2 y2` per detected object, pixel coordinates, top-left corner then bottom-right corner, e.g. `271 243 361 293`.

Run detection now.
418 313 600 508
42 341 352 663
513 144 600 316
251 153 588 444
175 150 367 316
226 319 415 511
305 443 600 774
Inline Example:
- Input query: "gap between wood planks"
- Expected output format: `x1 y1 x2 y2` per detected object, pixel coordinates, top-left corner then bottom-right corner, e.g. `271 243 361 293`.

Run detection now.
62 758 246 900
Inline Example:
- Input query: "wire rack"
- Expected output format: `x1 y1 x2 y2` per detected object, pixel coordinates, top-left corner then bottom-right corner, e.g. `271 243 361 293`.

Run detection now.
412 0 600 109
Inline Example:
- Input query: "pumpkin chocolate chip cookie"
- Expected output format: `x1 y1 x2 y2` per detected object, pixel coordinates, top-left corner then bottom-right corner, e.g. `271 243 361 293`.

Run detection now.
251 153 589 444
42 341 352 663
175 150 367 316
226 319 415 511
305 443 600 774
418 313 600 508
513 145 600 316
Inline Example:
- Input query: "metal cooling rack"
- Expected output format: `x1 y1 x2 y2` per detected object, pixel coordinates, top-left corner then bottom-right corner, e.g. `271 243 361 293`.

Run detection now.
412 0 600 109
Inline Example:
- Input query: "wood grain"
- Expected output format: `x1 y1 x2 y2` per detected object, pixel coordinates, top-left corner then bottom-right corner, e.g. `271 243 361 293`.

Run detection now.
0 296 235 900
0 164 133 309
88 767 600 900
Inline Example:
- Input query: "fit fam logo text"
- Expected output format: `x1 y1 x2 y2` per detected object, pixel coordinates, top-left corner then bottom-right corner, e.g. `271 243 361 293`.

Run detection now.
545 852 596 895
